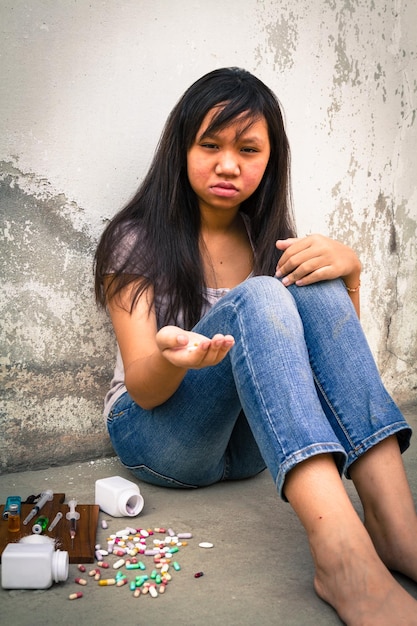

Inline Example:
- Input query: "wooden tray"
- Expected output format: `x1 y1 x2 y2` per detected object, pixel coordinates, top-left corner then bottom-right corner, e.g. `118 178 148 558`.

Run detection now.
0 493 99 563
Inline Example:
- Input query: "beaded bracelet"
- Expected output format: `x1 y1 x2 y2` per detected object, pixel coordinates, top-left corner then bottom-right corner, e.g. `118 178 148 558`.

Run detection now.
345 281 361 293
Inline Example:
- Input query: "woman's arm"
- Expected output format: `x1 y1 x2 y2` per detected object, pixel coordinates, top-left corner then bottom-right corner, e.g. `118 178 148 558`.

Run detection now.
106 280 234 409
275 235 362 317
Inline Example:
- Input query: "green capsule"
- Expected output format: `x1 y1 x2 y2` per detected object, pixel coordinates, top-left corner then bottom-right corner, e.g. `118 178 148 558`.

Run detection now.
168 546 179 554
126 562 141 570
173 561 181 571
115 571 126 580
138 561 146 570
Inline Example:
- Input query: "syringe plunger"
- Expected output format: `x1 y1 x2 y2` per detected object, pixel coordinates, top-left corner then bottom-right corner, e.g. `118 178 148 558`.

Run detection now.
22 489 54 525
66 499 80 521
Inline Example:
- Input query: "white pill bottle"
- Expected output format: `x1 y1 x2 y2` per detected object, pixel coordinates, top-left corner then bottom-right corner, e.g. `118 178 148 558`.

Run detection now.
1 536 69 589
95 475 144 517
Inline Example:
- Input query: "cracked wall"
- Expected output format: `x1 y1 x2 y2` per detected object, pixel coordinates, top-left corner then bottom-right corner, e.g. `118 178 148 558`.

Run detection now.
0 162 115 472
0 0 416 472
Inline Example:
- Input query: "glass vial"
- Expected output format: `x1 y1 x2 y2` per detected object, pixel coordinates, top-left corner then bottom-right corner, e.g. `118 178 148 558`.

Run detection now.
8 503 20 533
32 516 49 534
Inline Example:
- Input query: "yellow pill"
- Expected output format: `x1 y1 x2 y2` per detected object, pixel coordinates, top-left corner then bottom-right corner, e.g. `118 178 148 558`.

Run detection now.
98 578 116 586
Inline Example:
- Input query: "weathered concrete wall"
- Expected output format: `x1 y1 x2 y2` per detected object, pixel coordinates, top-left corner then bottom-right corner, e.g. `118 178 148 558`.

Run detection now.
1 0 416 473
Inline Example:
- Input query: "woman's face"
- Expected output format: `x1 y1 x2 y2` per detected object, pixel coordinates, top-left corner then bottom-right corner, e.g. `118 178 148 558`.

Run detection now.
187 108 271 216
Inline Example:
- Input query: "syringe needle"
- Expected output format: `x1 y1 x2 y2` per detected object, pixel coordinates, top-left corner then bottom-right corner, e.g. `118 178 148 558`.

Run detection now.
70 518 76 547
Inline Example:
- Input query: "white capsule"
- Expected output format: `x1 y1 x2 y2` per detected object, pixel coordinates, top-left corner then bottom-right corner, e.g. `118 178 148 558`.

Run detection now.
149 585 158 598
113 558 125 569
101 520 108 529
177 532 193 539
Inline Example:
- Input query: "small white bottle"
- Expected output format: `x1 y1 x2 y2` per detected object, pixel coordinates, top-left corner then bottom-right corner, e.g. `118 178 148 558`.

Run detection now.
95 476 144 517
1 538 69 589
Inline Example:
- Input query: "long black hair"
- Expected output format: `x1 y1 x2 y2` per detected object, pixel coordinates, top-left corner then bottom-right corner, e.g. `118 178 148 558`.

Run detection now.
94 67 296 329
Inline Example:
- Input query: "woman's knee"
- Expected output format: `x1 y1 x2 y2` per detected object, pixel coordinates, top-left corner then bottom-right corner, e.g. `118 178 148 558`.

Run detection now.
234 275 293 307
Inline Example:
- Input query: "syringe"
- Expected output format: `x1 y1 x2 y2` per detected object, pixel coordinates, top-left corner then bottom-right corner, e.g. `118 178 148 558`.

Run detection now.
22 489 53 525
66 498 80 547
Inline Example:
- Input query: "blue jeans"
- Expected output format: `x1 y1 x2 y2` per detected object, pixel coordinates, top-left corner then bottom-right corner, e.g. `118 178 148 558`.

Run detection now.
107 277 411 499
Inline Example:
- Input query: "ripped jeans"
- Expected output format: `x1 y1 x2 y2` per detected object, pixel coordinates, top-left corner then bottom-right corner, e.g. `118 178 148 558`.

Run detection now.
106 277 411 499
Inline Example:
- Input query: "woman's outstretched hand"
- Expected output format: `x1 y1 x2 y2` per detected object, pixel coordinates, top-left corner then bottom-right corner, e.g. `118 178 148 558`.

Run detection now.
156 326 235 369
275 235 361 288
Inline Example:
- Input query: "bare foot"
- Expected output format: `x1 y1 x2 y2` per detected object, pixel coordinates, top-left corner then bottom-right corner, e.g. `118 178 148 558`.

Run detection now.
311 526 417 625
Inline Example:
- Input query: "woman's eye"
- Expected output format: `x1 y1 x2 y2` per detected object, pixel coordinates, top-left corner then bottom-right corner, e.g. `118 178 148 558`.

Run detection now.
201 143 218 149
241 147 258 153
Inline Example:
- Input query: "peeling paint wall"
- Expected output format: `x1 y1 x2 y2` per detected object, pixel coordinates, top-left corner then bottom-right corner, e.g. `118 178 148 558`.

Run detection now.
1 0 416 473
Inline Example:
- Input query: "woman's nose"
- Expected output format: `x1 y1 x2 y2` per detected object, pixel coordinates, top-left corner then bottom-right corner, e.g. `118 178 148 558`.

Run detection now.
215 152 240 176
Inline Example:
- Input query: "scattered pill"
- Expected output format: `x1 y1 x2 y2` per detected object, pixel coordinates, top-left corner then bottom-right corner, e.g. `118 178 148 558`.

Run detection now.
194 571 204 578
77 564 86 572
74 577 87 586
198 542 214 548
97 561 110 568
177 532 193 539
116 578 128 587
101 519 108 529
149 584 158 598
98 578 116 586
69 592 83 600
113 558 125 569
113 549 126 557
173 561 181 571
133 588 141 597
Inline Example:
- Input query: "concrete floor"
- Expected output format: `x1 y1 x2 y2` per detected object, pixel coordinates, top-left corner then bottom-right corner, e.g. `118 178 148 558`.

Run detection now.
1 403 416 626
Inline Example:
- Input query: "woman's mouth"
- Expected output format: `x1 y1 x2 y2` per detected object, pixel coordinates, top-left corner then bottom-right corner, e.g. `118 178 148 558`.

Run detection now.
210 182 239 197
